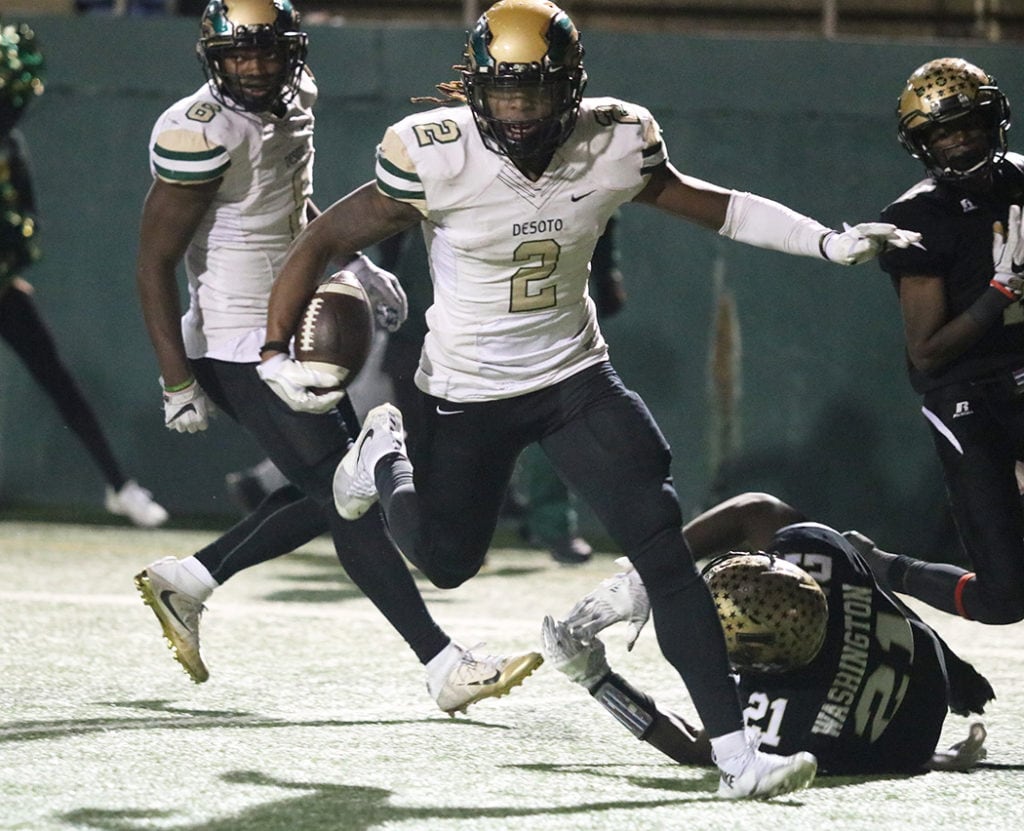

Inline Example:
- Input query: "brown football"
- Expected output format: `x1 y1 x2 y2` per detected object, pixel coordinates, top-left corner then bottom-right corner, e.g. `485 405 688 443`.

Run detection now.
294 271 374 389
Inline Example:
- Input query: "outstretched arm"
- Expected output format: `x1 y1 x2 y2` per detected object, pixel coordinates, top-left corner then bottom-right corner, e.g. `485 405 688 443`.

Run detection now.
541 617 713 766
682 492 806 559
634 162 920 265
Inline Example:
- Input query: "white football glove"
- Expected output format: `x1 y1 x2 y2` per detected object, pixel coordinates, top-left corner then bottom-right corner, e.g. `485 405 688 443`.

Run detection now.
541 615 610 690
991 204 1024 300
822 222 923 265
257 353 345 414
564 557 651 650
343 253 408 333
927 722 988 772
161 377 212 433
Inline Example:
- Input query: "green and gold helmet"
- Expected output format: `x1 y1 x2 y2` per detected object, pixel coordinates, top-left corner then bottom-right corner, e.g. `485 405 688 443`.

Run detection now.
197 0 308 114
0 21 45 135
897 57 1010 180
703 552 828 674
461 0 586 162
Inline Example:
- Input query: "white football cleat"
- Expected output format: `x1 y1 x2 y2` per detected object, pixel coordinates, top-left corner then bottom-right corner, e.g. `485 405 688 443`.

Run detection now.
716 738 817 800
427 642 543 716
106 480 169 528
333 402 406 520
134 557 209 683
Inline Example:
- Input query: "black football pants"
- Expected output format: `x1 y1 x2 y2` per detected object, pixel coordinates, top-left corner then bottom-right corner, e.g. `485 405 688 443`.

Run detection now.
189 357 448 664
379 360 746 737
923 376 1024 623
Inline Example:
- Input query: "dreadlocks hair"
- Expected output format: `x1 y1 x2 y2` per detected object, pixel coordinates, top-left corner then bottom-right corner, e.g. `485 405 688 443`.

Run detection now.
410 65 468 107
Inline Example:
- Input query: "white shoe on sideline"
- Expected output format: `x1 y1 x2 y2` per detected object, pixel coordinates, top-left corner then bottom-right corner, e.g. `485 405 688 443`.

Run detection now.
105 480 169 528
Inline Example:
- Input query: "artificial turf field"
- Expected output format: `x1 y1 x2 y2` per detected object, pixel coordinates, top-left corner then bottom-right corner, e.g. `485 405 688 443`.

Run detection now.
1 521 1021 830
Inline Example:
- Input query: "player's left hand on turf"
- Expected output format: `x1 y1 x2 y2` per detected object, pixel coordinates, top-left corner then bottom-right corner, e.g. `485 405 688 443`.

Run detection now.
541 615 610 689
343 253 408 332
927 722 987 772
257 353 344 414
564 557 650 650
822 222 923 265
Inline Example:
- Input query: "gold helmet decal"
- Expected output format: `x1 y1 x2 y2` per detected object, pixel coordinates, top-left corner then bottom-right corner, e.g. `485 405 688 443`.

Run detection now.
899 58 993 132
896 57 1010 179
468 0 580 71
704 553 828 674
197 0 308 114
461 0 586 161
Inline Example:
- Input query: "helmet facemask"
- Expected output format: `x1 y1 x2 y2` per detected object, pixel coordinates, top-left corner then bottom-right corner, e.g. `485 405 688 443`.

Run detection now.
897 58 1010 183
461 0 586 164
197 0 308 115
703 552 828 674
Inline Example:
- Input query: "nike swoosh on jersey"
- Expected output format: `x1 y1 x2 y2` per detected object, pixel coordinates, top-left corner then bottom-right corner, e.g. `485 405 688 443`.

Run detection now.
570 190 596 202
436 406 465 415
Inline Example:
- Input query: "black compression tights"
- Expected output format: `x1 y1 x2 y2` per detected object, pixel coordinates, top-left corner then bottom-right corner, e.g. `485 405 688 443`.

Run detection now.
0 284 126 489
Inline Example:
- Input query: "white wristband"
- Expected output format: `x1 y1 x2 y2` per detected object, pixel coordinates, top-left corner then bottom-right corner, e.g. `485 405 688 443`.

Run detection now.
719 190 832 260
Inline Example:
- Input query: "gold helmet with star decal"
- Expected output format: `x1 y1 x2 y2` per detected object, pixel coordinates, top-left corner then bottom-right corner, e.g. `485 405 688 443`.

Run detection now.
897 57 1010 181
460 0 586 162
703 552 828 674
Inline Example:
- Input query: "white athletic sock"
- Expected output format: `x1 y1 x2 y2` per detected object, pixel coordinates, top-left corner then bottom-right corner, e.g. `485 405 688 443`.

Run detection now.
178 556 219 601
710 729 752 772
425 641 463 695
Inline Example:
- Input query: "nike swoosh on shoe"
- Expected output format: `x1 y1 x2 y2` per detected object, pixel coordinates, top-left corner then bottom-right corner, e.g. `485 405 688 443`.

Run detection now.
159 589 191 629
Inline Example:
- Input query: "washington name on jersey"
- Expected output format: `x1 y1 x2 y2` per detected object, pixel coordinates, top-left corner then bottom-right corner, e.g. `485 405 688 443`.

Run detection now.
740 523 948 774
374 97 666 402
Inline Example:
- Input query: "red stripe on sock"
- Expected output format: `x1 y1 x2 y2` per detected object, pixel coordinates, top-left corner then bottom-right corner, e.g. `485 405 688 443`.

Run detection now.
954 572 975 620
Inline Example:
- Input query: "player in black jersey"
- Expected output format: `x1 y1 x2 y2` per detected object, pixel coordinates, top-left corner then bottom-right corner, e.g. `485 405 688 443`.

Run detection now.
873 58 1024 624
543 492 993 774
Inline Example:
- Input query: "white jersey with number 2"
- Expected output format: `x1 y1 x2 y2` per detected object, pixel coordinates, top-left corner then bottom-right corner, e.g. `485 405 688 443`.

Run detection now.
375 96 666 402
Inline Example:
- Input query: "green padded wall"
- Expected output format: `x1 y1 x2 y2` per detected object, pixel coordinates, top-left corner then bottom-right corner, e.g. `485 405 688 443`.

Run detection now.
4 14 1022 555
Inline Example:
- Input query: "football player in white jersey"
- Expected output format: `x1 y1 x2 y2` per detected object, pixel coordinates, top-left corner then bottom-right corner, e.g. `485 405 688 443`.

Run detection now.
262 0 920 798
132 0 542 715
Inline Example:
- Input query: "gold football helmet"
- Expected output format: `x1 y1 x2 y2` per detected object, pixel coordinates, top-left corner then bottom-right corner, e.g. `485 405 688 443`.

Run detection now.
703 552 828 674
897 57 1010 180
197 0 308 114
461 0 586 161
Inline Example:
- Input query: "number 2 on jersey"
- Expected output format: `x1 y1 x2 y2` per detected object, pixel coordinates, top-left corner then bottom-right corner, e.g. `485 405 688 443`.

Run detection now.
509 239 561 312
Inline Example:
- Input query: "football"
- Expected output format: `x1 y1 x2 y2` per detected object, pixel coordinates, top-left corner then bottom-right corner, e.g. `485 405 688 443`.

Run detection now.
293 270 374 390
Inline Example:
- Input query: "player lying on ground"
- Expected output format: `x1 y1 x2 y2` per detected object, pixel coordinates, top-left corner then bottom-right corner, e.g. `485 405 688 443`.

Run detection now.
543 492 992 774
